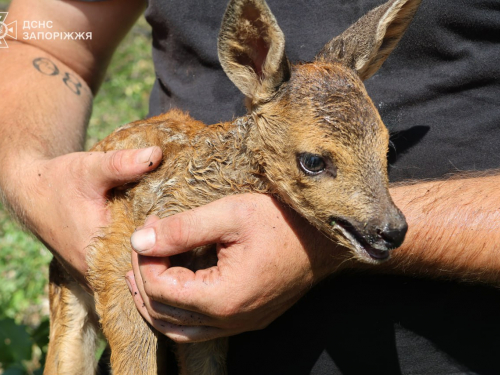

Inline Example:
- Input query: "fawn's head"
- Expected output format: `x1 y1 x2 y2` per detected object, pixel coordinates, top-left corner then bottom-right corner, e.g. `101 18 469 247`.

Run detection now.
218 0 421 263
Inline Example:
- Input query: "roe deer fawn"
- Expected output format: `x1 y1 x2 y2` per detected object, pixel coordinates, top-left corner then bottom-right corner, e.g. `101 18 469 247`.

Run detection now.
45 0 420 373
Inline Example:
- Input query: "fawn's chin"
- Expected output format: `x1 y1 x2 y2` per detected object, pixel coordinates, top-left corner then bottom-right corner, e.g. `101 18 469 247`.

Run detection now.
329 218 391 264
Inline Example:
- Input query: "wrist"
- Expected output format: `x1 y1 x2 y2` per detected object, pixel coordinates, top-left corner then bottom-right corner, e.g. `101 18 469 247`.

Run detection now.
0 155 47 228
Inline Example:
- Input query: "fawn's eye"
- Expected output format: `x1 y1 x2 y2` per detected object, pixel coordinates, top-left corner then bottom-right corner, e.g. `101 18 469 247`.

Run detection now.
298 153 326 175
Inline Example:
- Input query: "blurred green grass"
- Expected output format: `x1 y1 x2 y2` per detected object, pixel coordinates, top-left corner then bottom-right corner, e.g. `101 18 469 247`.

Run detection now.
86 16 155 148
0 6 155 373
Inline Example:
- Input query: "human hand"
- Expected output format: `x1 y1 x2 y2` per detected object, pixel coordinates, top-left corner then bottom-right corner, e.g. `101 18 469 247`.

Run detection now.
126 193 346 343
16 147 162 288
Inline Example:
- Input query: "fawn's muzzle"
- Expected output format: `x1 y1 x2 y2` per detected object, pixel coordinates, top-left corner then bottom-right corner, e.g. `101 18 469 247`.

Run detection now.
365 210 408 249
330 210 408 262
375 221 408 250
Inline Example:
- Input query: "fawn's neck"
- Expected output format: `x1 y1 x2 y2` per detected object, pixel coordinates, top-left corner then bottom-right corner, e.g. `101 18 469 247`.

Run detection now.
202 114 272 194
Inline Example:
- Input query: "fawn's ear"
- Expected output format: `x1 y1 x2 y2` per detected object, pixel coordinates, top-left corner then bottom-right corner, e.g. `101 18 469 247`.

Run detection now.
218 0 291 104
316 0 421 81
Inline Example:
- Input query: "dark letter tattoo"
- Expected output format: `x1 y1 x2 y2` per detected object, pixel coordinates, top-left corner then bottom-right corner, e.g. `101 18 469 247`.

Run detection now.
33 57 59 76
32 57 83 96
62 72 82 95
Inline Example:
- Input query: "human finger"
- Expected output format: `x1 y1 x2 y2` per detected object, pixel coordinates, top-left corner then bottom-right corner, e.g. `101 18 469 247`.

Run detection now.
130 194 259 256
84 146 162 193
127 267 234 342
126 267 217 327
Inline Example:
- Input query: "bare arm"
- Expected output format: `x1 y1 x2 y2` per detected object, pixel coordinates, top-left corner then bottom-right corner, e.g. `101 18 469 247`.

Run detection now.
126 172 500 342
385 172 500 283
0 0 162 286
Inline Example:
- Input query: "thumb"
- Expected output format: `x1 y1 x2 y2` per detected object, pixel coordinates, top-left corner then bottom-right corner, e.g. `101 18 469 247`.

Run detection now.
87 146 162 193
130 195 251 256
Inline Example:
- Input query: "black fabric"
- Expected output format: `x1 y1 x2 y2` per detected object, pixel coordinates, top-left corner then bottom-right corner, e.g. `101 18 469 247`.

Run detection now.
228 275 500 374
144 0 500 374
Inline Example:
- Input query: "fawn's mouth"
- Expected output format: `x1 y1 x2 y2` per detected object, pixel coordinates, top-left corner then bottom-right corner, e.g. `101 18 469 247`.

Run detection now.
329 218 391 263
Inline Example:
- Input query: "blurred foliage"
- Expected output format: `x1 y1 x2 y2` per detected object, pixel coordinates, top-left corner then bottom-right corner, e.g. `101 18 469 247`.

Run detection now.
0 318 49 375
0 209 51 324
85 16 155 149
0 8 155 373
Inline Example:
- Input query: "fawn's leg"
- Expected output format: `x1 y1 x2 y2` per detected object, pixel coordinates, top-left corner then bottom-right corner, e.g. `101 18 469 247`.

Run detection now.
45 259 100 375
88 221 169 375
93 273 163 374
177 338 228 375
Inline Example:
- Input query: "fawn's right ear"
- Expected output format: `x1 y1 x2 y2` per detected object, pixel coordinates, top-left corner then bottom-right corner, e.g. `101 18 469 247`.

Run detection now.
316 0 421 81
218 0 291 105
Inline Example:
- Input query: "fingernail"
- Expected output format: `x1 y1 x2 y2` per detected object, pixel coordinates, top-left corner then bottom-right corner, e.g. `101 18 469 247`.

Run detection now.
136 147 155 164
125 277 132 294
131 227 156 252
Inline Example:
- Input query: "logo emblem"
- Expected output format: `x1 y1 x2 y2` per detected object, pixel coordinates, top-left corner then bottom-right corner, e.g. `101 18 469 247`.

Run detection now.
0 13 17 48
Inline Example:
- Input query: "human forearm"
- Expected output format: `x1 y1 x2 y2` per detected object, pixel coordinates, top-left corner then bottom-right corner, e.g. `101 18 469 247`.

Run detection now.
0 0 162 289
0 40 163 284
0 47 162 283
0 41 92 217
0 41 92 155
385 172 500 283
0 0 147 197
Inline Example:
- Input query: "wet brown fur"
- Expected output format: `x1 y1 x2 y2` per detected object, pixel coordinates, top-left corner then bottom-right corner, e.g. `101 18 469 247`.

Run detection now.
45 0 421 374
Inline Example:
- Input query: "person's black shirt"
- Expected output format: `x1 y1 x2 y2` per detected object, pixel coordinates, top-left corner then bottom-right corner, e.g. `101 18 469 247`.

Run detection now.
143 1 500 373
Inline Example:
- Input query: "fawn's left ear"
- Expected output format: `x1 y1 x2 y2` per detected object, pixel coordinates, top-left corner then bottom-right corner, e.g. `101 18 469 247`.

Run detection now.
218 0 291 105
316 0 421 81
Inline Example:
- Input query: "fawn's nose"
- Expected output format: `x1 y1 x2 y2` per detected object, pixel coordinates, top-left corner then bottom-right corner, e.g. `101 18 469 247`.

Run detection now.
365 209 408 251
376 221 408 249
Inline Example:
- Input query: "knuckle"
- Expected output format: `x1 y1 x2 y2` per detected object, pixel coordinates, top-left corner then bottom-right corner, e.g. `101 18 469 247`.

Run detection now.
162 213 194 249
107 151 126 177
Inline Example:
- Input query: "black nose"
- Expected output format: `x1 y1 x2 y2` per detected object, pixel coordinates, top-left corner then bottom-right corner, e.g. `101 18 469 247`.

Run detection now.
377 221 408 249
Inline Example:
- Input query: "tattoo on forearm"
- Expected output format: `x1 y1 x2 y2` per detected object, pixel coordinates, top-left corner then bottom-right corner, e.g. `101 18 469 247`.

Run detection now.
32 58 59 76
62 72 83 96
33 57 83 96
